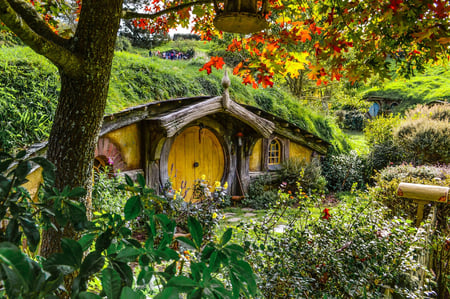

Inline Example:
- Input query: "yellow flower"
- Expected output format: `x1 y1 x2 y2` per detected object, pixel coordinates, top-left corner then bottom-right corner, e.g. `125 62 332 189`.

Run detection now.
215 181 221 188
223 182 228 189
222 215 226 220
212 212 217 219
173 194 176 200
201 174 206 181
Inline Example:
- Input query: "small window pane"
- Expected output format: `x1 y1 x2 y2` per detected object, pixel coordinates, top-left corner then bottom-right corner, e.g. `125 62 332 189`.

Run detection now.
268 139 281 165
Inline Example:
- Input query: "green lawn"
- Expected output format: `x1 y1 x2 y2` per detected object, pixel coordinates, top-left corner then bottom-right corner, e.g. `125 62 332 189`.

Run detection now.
344 130 369 155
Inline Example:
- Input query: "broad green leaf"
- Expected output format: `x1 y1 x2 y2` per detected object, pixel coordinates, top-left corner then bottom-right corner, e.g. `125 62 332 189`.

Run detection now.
78 233 97 251
187 217 203 249
111 261 133 287
80 252 105 278
61 238 83 267
154 287 180 299
5 218 21 245
95 229 113 252
68 186 87 198
18 215 40 252
176 236 196 249
15 150 26 159
136 266 153 285
115 247 141 263
125 174 134 187
13 161 31 184
102 268 122 299
166 276 198 292
137 173 146 188
0 158 13 173
120 286 145 299
0 242 32 295
124 195 142 220
220 228 233 246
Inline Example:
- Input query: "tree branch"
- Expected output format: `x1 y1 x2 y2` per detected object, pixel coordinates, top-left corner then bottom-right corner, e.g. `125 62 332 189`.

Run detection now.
7 0 69 46
0 0 83 76
122 0 213 20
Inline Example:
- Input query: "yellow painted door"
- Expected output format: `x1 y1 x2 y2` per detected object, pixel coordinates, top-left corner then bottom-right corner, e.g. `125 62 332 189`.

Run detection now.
168 126 224 201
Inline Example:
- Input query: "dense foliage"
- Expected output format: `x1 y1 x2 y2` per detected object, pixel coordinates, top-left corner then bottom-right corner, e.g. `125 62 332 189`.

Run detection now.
242 190 432 298
369 164 450 298
322 150 371 192
0 153 257 298
394 104 450 164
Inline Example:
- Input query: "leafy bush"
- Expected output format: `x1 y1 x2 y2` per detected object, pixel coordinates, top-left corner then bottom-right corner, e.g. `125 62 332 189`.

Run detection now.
244 174 278 209
367 141 406 172
162 177 230 240
92 169 128 215
277 157 327 195
369 164 450 221
322 150 371 192
364 114 402 146
394 104 450 164
335 110 366 131
369 164 450 298
0 152 257 298
243 193 432 298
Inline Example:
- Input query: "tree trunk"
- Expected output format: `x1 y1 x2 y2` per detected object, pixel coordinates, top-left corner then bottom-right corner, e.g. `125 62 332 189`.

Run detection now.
40 0 123 258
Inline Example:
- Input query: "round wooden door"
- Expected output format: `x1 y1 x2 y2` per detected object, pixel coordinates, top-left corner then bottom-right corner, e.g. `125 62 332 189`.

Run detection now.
168 126 225 201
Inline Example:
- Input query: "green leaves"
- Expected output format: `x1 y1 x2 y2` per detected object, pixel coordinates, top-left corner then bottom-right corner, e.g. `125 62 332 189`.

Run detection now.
102 268 122 299
124 195 142 220
0 242 32 297
188 217 203 250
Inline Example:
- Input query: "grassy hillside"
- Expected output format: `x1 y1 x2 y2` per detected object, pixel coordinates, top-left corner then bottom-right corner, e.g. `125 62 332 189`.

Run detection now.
363 64 450 113
0 45 348 153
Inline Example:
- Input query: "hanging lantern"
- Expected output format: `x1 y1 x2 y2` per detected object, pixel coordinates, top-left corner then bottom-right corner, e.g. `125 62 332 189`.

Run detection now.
213 0 269 34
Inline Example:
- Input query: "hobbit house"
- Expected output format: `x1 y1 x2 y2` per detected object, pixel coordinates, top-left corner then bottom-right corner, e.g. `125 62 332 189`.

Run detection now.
24 73 330 201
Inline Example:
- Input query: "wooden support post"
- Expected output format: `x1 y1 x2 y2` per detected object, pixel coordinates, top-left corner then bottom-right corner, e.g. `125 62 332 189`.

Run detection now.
414 200 428 227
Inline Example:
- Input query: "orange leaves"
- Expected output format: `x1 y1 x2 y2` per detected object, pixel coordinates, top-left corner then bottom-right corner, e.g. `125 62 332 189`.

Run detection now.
199 56 225 75
227 39 242 52
298 30 312 43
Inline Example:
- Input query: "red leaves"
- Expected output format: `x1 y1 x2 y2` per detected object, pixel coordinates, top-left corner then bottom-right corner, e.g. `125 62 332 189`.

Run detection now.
199 56 225 74
388 0 403 12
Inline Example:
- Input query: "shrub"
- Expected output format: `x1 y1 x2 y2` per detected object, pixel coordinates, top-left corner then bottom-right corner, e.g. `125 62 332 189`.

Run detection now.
364 113 402 146
335 110 366 131
394 115 450 164
243 193 432 298
322 150 371 192
244 174 278 209
277 157 327 195
367 141 406 172
369 164 450 221
92 169 128 215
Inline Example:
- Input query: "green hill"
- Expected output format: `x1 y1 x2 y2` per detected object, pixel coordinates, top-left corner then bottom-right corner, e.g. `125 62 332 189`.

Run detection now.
0 45 348 153
363 64 450 113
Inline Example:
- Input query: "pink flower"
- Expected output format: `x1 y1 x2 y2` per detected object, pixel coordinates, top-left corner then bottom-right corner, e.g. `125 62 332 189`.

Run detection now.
107 157 114 165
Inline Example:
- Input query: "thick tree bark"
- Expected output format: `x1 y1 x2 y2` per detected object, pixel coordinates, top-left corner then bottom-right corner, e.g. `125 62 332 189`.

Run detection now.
40 0 124 257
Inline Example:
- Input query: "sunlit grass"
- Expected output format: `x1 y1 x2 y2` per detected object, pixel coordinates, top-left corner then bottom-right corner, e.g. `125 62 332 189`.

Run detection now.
344 130 369 155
